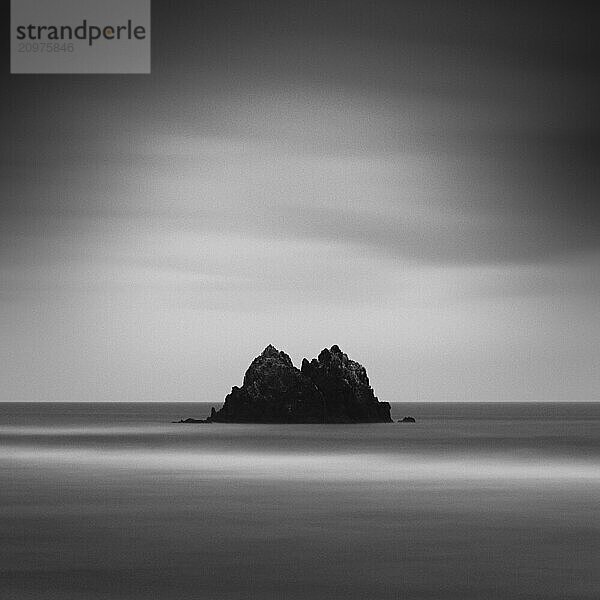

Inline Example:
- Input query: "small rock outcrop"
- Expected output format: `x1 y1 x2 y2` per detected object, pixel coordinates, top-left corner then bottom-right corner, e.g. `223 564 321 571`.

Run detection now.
204 344 392 423
398 416 416 423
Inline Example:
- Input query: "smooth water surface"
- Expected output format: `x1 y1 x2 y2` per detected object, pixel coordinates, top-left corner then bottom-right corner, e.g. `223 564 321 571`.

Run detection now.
1 402 599 599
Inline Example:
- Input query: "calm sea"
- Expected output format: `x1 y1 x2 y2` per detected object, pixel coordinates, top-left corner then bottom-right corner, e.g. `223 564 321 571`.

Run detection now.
1 402 599 599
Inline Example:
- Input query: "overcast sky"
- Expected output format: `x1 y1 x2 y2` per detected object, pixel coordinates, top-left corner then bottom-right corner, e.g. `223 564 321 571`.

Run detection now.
1 0 598 403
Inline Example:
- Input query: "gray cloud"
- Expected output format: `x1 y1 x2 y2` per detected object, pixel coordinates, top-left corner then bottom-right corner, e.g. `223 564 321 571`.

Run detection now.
1 0 598 403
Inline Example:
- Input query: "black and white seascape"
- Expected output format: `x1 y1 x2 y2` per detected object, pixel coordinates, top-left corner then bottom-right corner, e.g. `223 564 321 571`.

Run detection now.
1 1 599 599
3 401 600 599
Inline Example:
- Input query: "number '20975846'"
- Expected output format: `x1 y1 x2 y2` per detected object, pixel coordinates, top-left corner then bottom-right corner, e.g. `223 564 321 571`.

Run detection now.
18 42 74 53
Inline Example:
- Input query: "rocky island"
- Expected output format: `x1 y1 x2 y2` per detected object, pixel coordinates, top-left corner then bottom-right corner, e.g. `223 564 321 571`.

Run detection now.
179 344 392 424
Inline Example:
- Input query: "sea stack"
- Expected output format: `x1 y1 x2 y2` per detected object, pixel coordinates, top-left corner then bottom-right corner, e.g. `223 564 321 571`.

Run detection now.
208 344 392 423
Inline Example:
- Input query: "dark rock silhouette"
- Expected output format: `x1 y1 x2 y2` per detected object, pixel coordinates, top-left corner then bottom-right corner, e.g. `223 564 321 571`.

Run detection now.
202 344 392 424
209 345 326 423
300 345 392 423
398 416 416 423
173 417 211 423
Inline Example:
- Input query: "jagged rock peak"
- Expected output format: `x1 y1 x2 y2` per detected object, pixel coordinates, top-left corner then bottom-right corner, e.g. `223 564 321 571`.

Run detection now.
316 344 350 362
255 344 291 362
213 344 325 423
300 345 388 422
243 346 294 386
207 344 392 424
310 345 370 385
